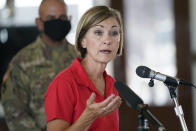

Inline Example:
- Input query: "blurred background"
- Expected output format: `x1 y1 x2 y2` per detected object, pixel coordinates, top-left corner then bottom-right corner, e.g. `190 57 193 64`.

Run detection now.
0 0 195 130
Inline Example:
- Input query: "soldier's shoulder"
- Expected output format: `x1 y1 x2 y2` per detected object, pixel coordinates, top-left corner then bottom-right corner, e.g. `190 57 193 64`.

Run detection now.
66 42 75 49
66 42 80 56
11 37 41 64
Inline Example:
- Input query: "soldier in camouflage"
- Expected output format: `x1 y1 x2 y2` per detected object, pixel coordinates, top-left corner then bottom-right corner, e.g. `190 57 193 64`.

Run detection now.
1 0 78 131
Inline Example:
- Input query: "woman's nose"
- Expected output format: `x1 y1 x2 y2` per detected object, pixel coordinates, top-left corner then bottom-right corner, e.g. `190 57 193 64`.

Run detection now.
103 35 111 45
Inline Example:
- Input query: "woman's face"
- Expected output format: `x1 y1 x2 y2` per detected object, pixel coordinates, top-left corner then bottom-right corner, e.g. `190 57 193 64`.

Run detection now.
82 17 120 64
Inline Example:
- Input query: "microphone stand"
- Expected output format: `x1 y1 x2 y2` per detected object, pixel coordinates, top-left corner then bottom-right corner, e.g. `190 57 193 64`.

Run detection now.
165 83 188 131
138 112 149 131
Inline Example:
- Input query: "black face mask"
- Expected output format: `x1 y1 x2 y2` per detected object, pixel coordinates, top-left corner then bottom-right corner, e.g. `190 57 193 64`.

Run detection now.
43 19 71 41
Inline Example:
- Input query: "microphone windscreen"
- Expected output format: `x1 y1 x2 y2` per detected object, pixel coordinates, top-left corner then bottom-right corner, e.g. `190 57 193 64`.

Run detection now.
136 66 151 78
114 81 143 111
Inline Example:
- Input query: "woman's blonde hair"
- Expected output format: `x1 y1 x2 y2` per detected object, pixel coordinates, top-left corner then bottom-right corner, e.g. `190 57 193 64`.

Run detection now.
75 6 124 58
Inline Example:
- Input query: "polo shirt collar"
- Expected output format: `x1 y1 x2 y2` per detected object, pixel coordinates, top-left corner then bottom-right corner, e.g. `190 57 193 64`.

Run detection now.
70 58 91 87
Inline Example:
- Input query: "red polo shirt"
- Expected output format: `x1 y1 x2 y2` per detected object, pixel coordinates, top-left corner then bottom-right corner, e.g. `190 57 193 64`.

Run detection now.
45 58 119 131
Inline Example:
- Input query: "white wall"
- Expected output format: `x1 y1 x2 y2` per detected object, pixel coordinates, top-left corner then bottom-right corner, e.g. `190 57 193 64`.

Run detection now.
189 0 196 130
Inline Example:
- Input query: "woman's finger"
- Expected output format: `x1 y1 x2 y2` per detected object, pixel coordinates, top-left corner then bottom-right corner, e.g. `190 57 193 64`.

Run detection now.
98 94 115 108
86 92 96 105
107 96 121 109
102 96 122 114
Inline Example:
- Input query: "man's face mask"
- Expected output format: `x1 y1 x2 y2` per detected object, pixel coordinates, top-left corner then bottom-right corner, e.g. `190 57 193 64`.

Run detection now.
43 19 71 41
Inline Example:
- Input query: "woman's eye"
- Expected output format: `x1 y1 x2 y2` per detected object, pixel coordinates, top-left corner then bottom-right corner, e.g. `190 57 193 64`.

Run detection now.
94 30 103 36
110 31 119 36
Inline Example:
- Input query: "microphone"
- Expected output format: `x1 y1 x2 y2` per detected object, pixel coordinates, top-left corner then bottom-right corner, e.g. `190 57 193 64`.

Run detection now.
136 66 196 88
114 81 166 131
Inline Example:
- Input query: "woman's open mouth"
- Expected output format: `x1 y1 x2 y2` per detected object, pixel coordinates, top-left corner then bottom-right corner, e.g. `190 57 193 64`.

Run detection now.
100 50 112 54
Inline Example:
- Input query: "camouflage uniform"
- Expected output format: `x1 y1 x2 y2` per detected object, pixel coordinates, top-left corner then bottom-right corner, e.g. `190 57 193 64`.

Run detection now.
1 36 78 131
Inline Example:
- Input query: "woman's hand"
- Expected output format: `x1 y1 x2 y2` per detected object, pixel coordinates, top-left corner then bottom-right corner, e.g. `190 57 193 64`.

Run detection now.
84 92 122 120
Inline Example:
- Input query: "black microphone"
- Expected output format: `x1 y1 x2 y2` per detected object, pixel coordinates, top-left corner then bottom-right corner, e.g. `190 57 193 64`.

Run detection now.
136 66 196 88
114 81 166 131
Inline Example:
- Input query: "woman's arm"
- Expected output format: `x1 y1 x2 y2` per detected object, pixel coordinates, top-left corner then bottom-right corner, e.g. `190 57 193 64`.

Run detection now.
47 93 121 131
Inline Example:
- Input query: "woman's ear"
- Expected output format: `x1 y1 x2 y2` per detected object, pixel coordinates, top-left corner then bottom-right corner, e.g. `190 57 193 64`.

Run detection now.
81 39 87 48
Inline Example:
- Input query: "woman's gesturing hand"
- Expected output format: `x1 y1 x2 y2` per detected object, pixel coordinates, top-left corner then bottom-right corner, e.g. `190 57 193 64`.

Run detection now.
84 93 122 120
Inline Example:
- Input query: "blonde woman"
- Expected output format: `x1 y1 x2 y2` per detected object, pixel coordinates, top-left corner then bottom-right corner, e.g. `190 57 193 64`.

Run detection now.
45 5 124 131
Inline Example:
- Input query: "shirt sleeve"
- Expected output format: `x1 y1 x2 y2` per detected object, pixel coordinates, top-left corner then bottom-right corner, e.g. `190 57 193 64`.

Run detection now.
45 75 76 123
